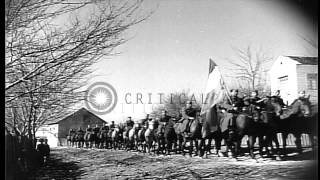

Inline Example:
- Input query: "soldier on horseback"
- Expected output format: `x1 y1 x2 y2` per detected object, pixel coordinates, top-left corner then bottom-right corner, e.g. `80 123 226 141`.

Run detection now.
75 127 84 148
68 128 76 145
69 128 76 135
180 101 197 136
243 90 266 121
125 117 134 137
77 127 84 135
219 89 244 128
84 125 93 139
160 110 171 123
110 121 115 130
100 123 109 132
93 124 100 135
272 90 286 107
126 117 134 128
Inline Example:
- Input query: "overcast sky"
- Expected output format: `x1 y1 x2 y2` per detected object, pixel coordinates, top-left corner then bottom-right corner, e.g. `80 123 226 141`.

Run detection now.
74 0 317 122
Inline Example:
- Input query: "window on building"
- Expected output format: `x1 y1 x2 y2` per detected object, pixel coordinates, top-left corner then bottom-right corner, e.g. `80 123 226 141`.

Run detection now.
307 73 318 90
278 75 288 88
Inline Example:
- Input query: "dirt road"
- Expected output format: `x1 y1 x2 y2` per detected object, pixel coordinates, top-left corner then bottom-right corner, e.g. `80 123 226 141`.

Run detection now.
33 147 317 180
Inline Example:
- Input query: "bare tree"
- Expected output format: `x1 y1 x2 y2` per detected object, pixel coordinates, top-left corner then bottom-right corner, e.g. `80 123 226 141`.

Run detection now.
298 34 318 56
5 0 150 141
226 45 273 93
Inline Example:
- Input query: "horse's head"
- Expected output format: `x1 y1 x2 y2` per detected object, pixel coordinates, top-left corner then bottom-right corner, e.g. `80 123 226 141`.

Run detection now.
299 99 312 117
267 97 283 116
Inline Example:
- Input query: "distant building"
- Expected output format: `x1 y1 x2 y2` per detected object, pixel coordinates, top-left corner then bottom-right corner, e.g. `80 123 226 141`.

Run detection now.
35 108 106 147
269 56 318 105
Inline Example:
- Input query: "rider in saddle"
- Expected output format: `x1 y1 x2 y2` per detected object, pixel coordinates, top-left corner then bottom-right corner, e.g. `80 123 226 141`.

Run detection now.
271 90 286 108
110 121 116 130
93 124 100 134
142 114 150 127
180 101 197 136
243 90 266 121
100 123 109 132
77 127 84 134
85 125 93 139
125 117 134 136
160 110 171 123
219 89 244 128
69 128 75 135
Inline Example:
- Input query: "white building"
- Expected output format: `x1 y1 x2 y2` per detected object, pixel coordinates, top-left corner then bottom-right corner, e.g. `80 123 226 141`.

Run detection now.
35 124 59 147
269 56 318 105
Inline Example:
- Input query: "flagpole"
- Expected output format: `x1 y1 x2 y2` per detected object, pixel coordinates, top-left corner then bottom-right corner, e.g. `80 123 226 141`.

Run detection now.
217 66 232 104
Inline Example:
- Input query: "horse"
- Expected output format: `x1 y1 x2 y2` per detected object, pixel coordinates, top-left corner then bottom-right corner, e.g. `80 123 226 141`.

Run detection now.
258 97 283 158
128 122 140 151
137 123 147 152
111 124 125 150
154 122 166 155
144 120 158 154
279 98 316 154
199 106 226 158
75 130 85 148
98 127 109 149
67 129 76 147
174 115 202 157
230 98 283 159
173 120 184 154
84 130 95 148
163 118 177 155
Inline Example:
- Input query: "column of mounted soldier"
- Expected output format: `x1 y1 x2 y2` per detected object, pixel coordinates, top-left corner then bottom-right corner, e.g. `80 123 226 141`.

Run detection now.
67 90 317 159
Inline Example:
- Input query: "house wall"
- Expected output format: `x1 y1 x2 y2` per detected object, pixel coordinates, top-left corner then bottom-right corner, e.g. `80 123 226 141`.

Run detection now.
57 110 105 139
35 124 59 147
296 64 318 105
269 56 298 105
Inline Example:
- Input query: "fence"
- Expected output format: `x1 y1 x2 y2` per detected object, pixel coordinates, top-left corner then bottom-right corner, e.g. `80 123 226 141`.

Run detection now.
239 133 312 147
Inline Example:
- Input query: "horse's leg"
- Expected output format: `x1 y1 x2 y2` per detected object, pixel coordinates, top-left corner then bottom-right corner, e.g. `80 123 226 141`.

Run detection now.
199 138 205 157
179 136 183 154
273 133 280 154
169 139 174 155
294 133 303 154
282 132 288 155
215 135 223 157
233 136 241 158
182 137 187 156
189 139 193 157
206 138 212 155
248 135 255 159
194 139 199 156
258 135 264 157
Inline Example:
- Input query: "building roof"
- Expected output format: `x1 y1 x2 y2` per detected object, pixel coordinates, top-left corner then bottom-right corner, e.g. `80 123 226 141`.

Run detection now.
47 108 105 125
287 56 318 65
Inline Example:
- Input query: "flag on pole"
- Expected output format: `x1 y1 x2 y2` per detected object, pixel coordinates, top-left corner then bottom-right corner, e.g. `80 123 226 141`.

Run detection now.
201 59 226 115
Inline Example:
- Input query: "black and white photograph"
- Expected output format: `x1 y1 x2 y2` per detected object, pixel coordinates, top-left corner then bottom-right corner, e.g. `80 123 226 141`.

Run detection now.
5 0 318 179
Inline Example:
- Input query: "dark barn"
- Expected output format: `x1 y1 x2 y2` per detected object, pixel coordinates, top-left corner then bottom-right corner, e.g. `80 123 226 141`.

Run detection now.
48 108 106 146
